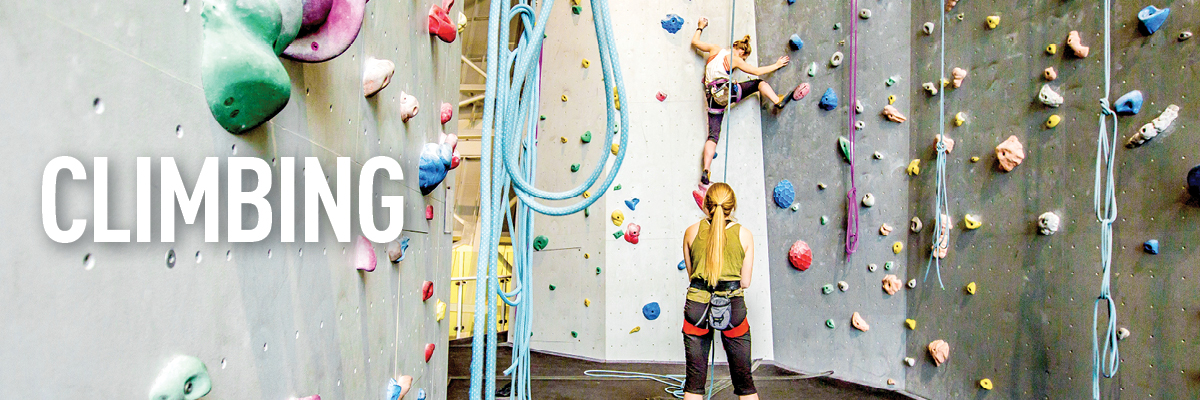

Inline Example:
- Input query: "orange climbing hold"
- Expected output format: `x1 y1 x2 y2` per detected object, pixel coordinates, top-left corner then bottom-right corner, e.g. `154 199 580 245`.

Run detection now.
928 339 950 366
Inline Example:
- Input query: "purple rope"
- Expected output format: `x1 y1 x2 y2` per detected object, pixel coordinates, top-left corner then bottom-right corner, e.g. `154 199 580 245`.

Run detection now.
844 0 860 255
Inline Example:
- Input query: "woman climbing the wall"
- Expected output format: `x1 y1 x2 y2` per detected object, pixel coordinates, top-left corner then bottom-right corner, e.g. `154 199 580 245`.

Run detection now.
692 17 798 185
681 182 758 399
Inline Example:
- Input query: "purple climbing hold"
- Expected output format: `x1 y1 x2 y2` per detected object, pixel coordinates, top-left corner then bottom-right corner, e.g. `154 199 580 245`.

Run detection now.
661 14 684 34
773 180 795 208
819 88 838 111
1188 164 1200 200
642 302 661 320
625 198 640 211
1114 90 1144 115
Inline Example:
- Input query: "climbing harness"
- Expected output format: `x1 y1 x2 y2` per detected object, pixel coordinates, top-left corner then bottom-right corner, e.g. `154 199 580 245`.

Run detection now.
1091 0 1120 396
922 0 951 289
843 0 861 255
468 0 629 398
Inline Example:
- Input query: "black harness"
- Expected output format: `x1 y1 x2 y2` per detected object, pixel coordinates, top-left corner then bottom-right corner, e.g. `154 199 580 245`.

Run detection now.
690 278 740 331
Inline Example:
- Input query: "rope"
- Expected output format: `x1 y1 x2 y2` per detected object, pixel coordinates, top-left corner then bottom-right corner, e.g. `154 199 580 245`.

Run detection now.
582 368 834 398
469 0 630 398
843 0 861 255
721 0 736 182
922 0 951 289
1092 0 1120 395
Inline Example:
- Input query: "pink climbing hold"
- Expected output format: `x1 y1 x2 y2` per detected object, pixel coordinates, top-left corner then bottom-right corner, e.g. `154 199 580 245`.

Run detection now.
928 339 950 366
692 185 707 210
296 396 320 400
656 91 668 101
625 223 641 244
400 92 420 122
882 274 902 295
283 0 370 63
788 240 813 271
792 82 811 101
425 205 434 220
951 67 968 88
851 312 870 331
422 280 434 301
424 343 435 362
995 135 1025 172
428 0 457 43
355 235 377 272
1067 30 1090 58
440 102 453 124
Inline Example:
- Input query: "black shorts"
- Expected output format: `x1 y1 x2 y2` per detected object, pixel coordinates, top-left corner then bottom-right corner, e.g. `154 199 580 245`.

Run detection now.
706 79 762 143
682 297 756 396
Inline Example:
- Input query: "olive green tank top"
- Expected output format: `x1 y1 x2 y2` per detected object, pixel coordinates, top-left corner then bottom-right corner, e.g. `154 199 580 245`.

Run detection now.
687 219 745 303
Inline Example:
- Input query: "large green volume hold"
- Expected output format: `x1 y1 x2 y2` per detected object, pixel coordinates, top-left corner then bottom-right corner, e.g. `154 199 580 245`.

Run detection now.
201 0 292 134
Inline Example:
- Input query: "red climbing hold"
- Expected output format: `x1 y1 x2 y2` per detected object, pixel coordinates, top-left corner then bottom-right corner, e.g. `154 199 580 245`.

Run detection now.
440 102 453 124
788 240 813 271
426 205 434 220
625 223 641 244
692 185 707 210
296 396 320 400
424 343 435 362
428 0 457 43
656 91 667 101
355 235 377 272
422 280 434 301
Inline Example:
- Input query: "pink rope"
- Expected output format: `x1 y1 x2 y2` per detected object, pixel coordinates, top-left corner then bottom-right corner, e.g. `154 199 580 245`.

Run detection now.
844 0 860 255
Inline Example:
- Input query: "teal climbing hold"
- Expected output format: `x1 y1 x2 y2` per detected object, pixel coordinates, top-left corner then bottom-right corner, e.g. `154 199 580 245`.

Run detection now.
571 5 582 14
201 0 292 134
581 131 592 143
1144 239 1160 254
1114 90 1143 115
884 261 895 271
533 235 549 250
570 163 581 172
838 136 851 162
1138 6 1170 35
613 230 624 239
822 284 835 294
540 115 546 120
820 216 829 225
596 267 602 274
826 319 836 328
549 284 557 290
819 88 838 111
148 355 212 400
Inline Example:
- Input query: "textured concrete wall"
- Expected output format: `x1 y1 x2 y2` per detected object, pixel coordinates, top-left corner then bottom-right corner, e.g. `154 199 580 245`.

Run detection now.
0 0 458 398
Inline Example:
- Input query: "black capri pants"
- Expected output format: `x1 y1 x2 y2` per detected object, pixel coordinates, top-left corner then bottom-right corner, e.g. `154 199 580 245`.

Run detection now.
682 296 756 396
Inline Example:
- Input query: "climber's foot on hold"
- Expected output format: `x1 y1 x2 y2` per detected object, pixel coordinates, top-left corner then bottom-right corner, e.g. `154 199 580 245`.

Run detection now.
700 169 710 185
388 375 413 399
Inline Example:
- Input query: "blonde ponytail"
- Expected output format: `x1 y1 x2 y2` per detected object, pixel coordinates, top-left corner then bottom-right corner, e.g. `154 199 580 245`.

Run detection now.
702 183 738 287
732 35 752 57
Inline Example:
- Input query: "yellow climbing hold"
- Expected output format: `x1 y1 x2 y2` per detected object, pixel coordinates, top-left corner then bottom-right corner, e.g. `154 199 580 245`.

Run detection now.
906 159 921 176
584 253 590 259
614 86 621 110
1045 114 1061 129
888 95 896 105
941 78 950 88
581 58 590 68
985 15 1000 29
1046 43 1057 55
629 326 641 333
560 136 568 143
892 241 904 254
611 210 624 226
584 299 591 307
964 214 982 230
562 94 569 102
905 318 917 330
611 143 620 155
953 112 966 126
436 300 447 322
979 378 993 390
966 281 977 295
582 191 591 198
970 156 980 163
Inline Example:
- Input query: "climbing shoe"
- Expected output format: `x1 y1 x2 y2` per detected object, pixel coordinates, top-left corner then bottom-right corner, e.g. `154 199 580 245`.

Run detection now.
700 169 710 185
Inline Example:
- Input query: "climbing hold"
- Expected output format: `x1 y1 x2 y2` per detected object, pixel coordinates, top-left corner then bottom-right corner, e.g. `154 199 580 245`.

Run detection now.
656 91 667 101
583 208 590 217
905 319 917 330
790 203 801 212
611 210 624 226
892 241 903 254
613 184 622 190
661 14 684 34
421 280 434 301
851 312 870 331
548 284 556 290
825 319 836 328
625 198 639 210
872 151 883 160
571 3 581 14
1045 115 1061 129
859 9 872 19
963 214 982 230
1116 327 1131 340
995 135 1026 172
985 15 1000 29
581 58 590 68
363 58 395 97
436 300 447 321
561 94 569 102
354 235 377 272
838 281 849 292
837 137 852 162
596 267 601 274
416 136 455 195
789 240 813 271
957 13 965 21
427 0 457 43
583 253 590 259
856 121 866 132
817 183 828 190
966 281 977 295
910 217 923 232
970 156 980 163
1189 165 1200 200
678 260 686 270
951 67 968 88
613 230 623 239
629 326 641 333
907 278 917 288
1127 104 1180 148
820 216 829 225
148 355 212 400
560 136 569 143
882 105 907 123
1114 90 1144 115
400 91 420 122
922 82 938 96
388 237 410 263
611 144 619 155
1138 6 1170 35
283 0 370 61
533 235 549 251
1038 84 1064 107
880 223 894 236
807 62 818 77
945 0 958 11
570 163 580 172
862 193 876 207
584 299 590 307
932 214 951 258
440 102 454 125
1066 30 1090 58
1045 43 1057 55
979 378 993 390
819 88 839 111
624 223 641 244
200 0 295 134
822 284 835 294
830 51 844 67
833 23 842 30
907 159 921 176
1180 31 1193 41
789 34 804 51
882 275 902 295
928 340 950 366
904 357 917 367
773 180 796 208
424 204 435 220
642 302 661 320
887 94 897 105
692 186 706 209
922 22 935 35
1144 239 1160 254
868 263 878 272
1044 67 1057 81
580 131 592 143
953 112 966 127
1037 212 1061 235
884 261 895 271
792 82 811 100
570 331 578 338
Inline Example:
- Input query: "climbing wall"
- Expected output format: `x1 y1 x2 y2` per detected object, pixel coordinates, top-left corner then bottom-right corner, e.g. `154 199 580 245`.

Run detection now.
0 0 458 399
754 0 913 389
532 0 775 363
904 1 1200 399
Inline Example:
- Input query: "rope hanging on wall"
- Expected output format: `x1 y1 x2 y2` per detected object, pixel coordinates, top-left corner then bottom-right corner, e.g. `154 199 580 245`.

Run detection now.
721 0 736 181
1091 0 1121 396
843 0 861 255
922 0 951 289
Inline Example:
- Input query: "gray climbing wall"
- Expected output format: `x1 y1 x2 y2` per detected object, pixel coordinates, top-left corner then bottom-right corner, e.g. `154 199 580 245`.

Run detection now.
0 0 458 399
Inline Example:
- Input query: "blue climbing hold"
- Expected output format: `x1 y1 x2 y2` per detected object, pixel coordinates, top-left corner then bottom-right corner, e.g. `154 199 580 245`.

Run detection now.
661 14 684 34
1144 239 1160 254
1113 90 1143 115
819 88 838 111
1138 6 1170 35
713 152 718 160
417 388 427 400
789 34 804 51
625 198 640 211
387 378 405 400
418 142 452 195
788 0 795 4
678 260 686 270
642 302 661 320
773 180 795 208
398 237 411 261
1188 164 1200 200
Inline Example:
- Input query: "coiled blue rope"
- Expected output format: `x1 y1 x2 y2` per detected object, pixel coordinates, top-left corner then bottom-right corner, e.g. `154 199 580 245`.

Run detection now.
469 0 629 398
923 0 950 289
1092 0 1120 395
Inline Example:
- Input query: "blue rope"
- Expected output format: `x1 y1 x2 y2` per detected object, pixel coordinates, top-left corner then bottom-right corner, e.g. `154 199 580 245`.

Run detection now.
922 0 950 289
720 0 735 182
470 0 630 398
1092 0 1120 396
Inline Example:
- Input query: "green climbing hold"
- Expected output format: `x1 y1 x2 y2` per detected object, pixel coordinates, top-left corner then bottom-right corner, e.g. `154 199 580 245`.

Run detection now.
807 62 818 77
884 261 894 271
822 284 835 294
826 319 836 328
833 22 842 30
549 284 556 290
886 76 897 86
584 208 590 217
838 136 851 163
571 5 582 14
571 331 578 338
596 267 602 274
613 231 624 239
613 184 622 190
570 163 581 172
820 216 829 225
148 355 212 400
581 131 592 143
533 235 549 251
201 0 292 134
540 115 546 120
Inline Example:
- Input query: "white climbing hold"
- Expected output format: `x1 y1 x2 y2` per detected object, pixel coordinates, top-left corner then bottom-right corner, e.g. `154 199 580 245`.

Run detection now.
830 52 844 67
1038 212 1060 235
907 278 917 288
872 151 883 160
904 357 917 367
400 92 420 122
855 120 866 130
868 263 878 272
1117 327 1130 340
362 58 395 97
922 22 935 35
923 82 938 96
855 100 864 114
1038 84 1063 107
859 9 872 19
861 193 876 207
1127 104 1180 148
837 281 849 291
